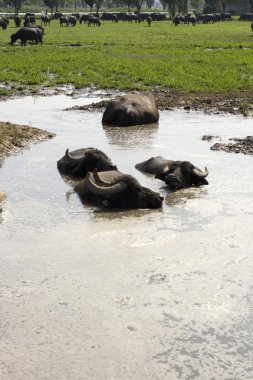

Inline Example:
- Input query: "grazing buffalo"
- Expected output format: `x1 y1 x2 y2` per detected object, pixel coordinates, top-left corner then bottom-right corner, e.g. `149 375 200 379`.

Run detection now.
10 27 43 46
135 156 209 190
0 20 7 30
14 15 21 27
79 14 91 24
41 15 51 26
57 147 117 179
52 12 64 20
251 21 253 31
60 16 69 26
102 93 159 127
69 16 77 26
72 13 80 20
147 16 152 26
101 13 118 22
88 16 101 26
74 170 164 209
24 16 35 27
173 15 181 26
124 14 140 23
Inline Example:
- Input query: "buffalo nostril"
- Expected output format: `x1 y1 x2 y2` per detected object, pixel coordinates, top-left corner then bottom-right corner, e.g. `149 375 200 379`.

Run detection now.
165 173 176 180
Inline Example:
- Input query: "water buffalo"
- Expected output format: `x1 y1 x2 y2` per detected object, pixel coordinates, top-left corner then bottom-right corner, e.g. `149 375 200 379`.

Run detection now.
14 15 21 27
0 20 7 30
24 16 35 27
74 170 164 209
135 156 209 190
124 14 140 23
10 27 43 46
41 15 51 26
102 93 159 127
147 16 152 26
69 16 77 26
79 14 91 24
57 147 117 179
60 16 69 26
88 16 101 26
251 21 253 31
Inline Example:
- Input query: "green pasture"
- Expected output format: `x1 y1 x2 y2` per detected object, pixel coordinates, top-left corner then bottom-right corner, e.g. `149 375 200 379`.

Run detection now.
0 18 253 94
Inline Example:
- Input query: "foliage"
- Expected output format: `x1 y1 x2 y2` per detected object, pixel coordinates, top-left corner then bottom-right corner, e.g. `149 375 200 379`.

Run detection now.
11 0 24 14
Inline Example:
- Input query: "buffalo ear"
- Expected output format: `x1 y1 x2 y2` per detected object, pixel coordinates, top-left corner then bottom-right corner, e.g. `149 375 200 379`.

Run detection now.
195 178 209 186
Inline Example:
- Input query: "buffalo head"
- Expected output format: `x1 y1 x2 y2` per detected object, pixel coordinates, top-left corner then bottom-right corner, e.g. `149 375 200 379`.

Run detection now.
74 170 164 209
57 147 117 179
155 161 209 190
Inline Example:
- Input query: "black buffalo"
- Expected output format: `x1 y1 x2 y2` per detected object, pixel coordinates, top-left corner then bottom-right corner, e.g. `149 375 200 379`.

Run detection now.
24 16 35 27
69 16 77 26
57 147 117 179
135 156 209 190
41 16 51 26
74 170 164 209
251 21 253 31
147 16 152 26
79 14 91 24
10 27 43 46
102 93 159 127
60 16 69 26
0 20 7 30
14 15 21 27
88 16 101 26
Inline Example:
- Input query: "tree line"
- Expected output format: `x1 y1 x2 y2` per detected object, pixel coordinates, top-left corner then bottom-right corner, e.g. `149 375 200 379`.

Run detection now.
1 0 252 17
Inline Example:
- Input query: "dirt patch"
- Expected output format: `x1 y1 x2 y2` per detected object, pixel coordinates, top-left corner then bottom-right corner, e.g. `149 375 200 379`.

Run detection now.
210 136 253 155
0 121 55 165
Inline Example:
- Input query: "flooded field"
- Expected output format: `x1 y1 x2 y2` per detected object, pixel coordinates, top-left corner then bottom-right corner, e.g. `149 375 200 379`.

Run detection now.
0 94 253 380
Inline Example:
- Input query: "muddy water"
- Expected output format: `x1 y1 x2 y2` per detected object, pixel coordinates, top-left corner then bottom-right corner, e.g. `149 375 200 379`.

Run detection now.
0 95 253 380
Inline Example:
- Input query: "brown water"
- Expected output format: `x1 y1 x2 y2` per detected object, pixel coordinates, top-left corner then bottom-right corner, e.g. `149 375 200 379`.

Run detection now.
0 95 253 380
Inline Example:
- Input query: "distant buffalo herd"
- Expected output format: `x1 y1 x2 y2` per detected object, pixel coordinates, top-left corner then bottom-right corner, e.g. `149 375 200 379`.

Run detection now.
0 11 253 46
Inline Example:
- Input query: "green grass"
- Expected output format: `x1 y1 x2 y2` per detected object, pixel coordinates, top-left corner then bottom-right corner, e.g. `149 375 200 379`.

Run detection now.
0 19 253 93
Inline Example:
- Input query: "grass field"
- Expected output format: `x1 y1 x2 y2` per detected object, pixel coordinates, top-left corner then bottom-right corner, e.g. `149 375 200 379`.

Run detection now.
0 18 253 95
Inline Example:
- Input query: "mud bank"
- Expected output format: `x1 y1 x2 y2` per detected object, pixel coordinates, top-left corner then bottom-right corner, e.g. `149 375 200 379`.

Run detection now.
65 89 253 116
210 135 253 155
1 86 253 116
0 121 55 164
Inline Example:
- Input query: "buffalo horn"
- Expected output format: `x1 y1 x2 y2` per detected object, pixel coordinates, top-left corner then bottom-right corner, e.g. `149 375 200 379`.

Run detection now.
65 149 69 158
92 169 112 186
193 167 209 178
86 172 126 194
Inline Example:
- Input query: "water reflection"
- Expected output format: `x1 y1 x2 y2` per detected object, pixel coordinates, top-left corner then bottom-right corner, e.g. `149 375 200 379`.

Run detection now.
103 123 159 148
164 187 208 206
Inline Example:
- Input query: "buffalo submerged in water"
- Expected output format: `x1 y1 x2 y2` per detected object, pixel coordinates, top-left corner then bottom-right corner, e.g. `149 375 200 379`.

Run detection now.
74 170 164 210
102 93 159 127
57 147 117 179
135 156 209 190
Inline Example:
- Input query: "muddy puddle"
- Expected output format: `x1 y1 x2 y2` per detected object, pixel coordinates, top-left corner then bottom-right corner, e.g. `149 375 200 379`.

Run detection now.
0 95 253 379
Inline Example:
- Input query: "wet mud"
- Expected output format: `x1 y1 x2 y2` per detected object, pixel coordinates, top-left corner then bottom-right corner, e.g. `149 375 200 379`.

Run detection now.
210 135 253 155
